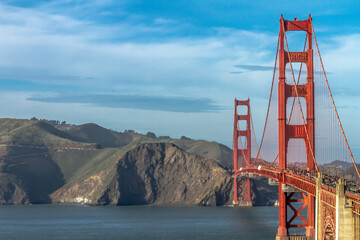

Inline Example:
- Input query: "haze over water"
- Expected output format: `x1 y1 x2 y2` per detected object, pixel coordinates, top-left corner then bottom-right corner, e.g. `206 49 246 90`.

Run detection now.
0 205 278 239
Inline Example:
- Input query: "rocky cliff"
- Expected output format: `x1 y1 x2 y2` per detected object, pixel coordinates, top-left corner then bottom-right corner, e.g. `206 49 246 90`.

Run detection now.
51 143 233 206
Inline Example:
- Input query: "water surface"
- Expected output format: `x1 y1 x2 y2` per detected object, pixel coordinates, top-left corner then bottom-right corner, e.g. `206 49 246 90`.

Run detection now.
0 205 279 239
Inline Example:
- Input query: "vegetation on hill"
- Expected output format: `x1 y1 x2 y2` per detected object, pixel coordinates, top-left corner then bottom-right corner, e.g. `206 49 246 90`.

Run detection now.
0 119 95 147
51 142 233 206
0 118 275 206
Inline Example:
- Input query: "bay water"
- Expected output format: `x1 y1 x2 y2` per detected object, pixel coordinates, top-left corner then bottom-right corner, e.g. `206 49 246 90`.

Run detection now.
0 205 279 239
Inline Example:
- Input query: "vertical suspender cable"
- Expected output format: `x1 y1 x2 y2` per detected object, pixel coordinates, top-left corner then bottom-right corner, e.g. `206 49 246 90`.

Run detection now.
310 20 360 180
254 33 280 166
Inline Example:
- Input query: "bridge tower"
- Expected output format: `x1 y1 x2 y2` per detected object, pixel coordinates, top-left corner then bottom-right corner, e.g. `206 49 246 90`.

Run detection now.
277 15 315 239
233 98 252 206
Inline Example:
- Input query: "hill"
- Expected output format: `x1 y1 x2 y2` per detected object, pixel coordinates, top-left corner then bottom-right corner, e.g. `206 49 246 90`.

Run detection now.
162 139 233 169
0 119 96 148
53 123 150 148
0 118 276 206
323 160 355 170
51 142 232 206
47 120 233 168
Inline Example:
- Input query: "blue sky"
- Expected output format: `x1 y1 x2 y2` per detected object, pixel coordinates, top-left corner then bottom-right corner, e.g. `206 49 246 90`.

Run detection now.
0 0 360 159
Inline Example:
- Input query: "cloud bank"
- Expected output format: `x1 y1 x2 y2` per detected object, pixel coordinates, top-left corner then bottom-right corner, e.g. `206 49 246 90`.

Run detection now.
28 94 224 113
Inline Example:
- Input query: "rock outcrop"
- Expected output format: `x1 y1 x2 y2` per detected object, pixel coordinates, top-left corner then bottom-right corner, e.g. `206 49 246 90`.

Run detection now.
0 182 29 204
51 143 233 206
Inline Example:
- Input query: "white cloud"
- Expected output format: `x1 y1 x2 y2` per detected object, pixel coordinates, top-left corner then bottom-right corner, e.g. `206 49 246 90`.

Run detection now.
0 1 359 160
0 1 279 147
153 17 176 25
0 2 276 100
322 34 360 76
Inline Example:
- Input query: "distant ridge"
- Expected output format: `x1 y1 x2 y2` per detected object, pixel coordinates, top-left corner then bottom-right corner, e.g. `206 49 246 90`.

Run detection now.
56 123 138 148
0 118 278 206
45 119 233 168
0 118 238 205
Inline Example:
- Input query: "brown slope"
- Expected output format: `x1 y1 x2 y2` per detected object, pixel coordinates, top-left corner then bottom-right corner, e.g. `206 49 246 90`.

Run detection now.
166 139 233 169
51 142 233 206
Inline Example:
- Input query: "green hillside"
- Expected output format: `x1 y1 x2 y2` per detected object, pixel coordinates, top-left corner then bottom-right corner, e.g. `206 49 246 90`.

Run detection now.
0 118 236 205
0 119 95 147
53 121 233 167
55 123 137 148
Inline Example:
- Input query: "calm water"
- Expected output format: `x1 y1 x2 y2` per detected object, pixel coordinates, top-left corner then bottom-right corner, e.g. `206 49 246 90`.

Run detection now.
0 205 279 240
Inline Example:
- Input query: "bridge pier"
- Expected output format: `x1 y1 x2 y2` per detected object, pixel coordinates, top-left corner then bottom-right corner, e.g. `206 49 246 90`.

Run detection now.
335 179 354 239
233 175 253 207
354 212 360 239
315 173 357 240
237 200 253 207
315 173 322 240
276 236 313 240
276 182 288 240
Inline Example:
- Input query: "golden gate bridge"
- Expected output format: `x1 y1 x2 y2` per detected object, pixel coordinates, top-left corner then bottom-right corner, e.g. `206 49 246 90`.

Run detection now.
232 15 360 240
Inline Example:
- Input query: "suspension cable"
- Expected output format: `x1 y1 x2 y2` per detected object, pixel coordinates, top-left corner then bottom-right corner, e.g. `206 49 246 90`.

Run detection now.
249 108 265 165
254 32 280 167
310 19 360 179
254 32 306 168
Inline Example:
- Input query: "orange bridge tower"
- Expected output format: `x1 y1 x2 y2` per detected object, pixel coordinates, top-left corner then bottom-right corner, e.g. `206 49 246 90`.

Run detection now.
277 15 315 239
233 98 252 206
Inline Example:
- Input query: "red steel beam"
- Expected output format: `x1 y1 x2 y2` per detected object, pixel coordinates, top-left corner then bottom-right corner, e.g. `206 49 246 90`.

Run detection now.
233 99 252 205
278 14 315 238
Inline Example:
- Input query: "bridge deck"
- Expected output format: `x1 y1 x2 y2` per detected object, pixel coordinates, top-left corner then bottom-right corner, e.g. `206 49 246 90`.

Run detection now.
235 167 360 214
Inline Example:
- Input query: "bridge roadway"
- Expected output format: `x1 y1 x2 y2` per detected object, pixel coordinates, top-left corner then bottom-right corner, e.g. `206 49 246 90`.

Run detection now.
234 167 360 239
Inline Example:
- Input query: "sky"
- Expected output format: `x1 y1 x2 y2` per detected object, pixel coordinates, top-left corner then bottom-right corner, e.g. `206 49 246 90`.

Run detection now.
0 0 360 158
